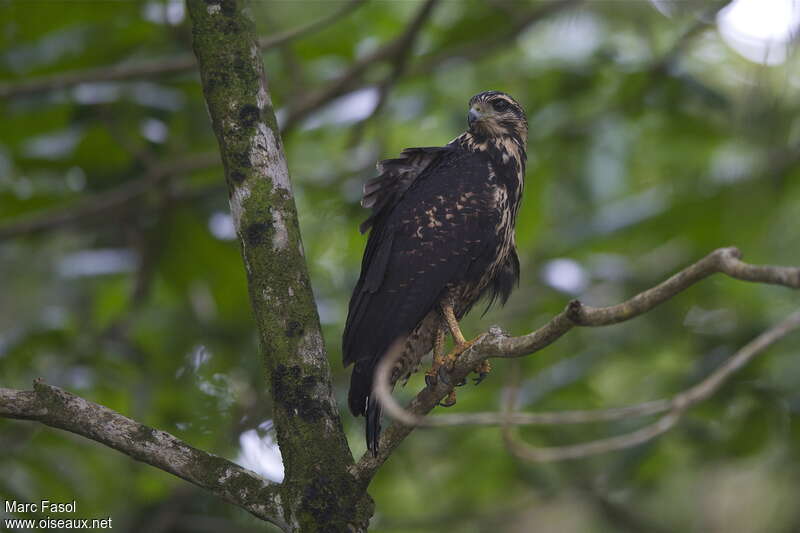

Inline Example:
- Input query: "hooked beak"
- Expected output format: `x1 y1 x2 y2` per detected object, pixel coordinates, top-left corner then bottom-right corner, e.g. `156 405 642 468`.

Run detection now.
468 106 482 126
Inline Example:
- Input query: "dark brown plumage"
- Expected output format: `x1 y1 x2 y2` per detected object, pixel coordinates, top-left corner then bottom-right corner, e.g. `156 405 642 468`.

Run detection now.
343 91 528 454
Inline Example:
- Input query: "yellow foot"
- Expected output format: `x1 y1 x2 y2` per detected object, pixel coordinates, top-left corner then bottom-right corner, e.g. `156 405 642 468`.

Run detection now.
425 327 448 388
443 334 485 368
439 390 457 407
473 360 491 385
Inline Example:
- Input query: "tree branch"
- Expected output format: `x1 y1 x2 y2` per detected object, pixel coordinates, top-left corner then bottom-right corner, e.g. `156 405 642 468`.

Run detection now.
281 0 579 134
346 0 440 144
0 0 733 248
187 1 371 529
501 309 800 462
651 0 733 75
0 0 365 99
0 0 438 242
280 0 440 133
0 153 219 241
0 380 289 531
411 0 583 76
352 247 799 481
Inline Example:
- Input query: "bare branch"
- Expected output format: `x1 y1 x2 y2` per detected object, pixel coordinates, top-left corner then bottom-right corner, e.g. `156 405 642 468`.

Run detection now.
0 380 289 531
651 0 733 74
256 0 366 51
411 0 583 76
0 56 196 100
487 247 798 357
285 0 580 134
346 0 439 143
0 0 365 99
501 310 800 462
0 153 219 241
352 247 800 481
281 0 440 133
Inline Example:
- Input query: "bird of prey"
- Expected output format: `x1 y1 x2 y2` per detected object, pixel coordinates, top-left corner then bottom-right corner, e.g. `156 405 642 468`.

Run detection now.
343 91 528 455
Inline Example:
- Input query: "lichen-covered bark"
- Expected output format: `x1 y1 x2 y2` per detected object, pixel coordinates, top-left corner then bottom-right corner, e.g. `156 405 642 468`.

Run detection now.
186 1 372 530
1 381 289 531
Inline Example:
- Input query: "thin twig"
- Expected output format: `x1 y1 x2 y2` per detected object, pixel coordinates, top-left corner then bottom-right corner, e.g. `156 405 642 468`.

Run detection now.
0 380 290 532
411 0 583 76
286 0 580 134
501 310 800 462
651 0 733 74
0 0 365 99
0 152 219 241
281 0 440 133
347 0 440 144
256 0 366 52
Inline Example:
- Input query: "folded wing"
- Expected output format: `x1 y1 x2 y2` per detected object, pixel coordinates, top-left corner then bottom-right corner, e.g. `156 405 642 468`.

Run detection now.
343 147 502 419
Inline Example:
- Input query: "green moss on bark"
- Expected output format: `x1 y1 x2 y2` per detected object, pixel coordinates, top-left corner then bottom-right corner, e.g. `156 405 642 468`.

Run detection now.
187 1 372 530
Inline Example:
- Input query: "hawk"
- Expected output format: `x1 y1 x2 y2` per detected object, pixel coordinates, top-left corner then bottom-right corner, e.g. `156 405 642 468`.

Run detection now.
343 91 528 455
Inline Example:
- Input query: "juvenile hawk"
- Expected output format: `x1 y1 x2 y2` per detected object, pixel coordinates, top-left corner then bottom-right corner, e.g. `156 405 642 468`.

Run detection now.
343 91 528 454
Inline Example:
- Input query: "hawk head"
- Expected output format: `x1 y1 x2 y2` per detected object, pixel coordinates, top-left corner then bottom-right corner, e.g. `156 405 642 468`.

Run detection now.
467 91 527 141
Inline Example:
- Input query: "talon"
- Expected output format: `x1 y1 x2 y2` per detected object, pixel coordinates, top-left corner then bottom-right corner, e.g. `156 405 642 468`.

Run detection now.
456 378 467 387
425 327 446 389
473 360 491 385
437 365 451 385
424 371 437 388
439 390 457 407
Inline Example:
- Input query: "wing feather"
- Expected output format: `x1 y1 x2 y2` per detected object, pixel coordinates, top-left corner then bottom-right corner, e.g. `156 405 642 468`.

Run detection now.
343 148 501 417
359 146 450 233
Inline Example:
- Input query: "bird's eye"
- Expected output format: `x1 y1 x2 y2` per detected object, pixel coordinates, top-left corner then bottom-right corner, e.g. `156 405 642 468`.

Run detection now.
493 100 510 112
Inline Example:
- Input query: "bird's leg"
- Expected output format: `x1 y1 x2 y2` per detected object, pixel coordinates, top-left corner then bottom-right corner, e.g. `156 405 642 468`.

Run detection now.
441 303 481 367
425 327 447 388
430 303 483 407
440 303 492 387
425 326 461 406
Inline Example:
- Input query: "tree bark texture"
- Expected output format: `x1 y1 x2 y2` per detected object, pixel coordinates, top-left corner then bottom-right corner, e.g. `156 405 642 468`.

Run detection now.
186 1 372 530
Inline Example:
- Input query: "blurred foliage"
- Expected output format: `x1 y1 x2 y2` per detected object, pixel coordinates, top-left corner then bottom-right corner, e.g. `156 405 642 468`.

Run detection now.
1 0 800 531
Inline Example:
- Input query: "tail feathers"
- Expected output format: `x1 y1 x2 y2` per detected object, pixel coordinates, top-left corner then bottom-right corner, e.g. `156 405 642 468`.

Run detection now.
348 362 371 416
366 396 382 457
348 361 383 457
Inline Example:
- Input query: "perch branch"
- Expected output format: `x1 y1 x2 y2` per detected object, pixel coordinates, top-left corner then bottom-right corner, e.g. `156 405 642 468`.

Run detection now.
352 247 799 481
0 380 289 532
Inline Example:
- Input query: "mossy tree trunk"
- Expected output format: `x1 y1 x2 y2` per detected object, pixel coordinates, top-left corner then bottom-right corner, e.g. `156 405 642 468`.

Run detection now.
186 1 373 530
